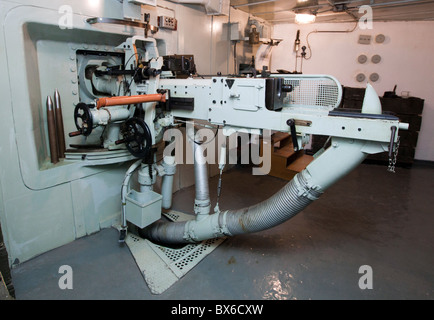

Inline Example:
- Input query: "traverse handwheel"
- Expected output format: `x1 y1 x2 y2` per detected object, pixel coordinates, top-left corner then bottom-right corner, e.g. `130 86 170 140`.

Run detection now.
120 117 152 158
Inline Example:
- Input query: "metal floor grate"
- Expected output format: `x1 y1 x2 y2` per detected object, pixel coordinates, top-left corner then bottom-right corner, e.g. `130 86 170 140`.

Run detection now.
125 210 225 294
155 238 223 275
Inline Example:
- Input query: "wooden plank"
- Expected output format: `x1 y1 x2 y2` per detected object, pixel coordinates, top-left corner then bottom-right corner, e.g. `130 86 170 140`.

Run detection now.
287 154 314 172
271 131 290 144
273 145 296 159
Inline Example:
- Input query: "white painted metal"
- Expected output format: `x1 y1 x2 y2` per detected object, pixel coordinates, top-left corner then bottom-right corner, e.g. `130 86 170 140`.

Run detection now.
161 156 177 209
361 83 382 115
92 107 131 125
125 190 162 228
163 76 401 144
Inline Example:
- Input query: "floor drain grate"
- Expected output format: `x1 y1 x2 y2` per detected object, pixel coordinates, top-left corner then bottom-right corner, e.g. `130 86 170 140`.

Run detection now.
125 210 225 294
153 238 223 277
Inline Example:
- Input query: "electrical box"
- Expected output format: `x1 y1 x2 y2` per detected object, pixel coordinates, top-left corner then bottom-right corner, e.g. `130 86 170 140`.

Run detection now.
158 16 177 30
230 22 241 41
358 34 372 45
222 22 241 41
125 190 162 228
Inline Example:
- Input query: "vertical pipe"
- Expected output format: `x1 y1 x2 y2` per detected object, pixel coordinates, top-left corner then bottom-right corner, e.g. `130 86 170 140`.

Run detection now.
161 156 176 209
46 96 59 164
187 124 211 220
54 89 66 158
193 142 210 202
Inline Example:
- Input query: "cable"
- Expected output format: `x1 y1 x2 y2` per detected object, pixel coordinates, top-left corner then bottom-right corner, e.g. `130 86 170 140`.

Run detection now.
234 41 237 75
179 120 220 146
304 20 358 60
195 126 219 146
117 52 141 96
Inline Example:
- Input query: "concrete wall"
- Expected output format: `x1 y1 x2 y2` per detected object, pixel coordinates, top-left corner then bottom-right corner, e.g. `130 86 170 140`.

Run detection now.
270 21 434 162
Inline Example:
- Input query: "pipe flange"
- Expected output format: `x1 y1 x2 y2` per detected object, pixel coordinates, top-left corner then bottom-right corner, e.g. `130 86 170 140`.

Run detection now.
294 172 323 201
194 200 211 216
217 210 232 237
162 162 177 175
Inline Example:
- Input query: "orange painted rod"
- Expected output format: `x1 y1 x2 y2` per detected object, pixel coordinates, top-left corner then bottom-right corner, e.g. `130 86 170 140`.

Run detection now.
96 94 166 109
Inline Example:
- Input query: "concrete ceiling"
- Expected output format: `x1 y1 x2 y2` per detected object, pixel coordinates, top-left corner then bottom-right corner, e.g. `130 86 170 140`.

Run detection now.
230 0 434 24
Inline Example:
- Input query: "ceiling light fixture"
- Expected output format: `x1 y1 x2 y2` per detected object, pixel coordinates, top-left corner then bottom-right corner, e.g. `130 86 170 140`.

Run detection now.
295 13 316 24
294 0 318 24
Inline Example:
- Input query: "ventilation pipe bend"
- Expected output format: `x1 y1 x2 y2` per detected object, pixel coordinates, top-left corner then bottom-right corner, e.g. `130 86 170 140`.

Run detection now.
141 136 383 244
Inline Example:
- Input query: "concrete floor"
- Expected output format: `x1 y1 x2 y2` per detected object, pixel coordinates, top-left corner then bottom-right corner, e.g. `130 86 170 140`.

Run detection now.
10 163 434 300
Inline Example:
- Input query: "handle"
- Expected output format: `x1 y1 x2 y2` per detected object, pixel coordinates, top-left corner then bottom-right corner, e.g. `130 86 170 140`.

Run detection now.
286 119 299 152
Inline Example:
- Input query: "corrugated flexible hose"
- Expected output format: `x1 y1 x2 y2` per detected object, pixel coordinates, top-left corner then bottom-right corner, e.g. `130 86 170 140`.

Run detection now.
223 171 321 236
140 169 322 244
140 137 375 245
